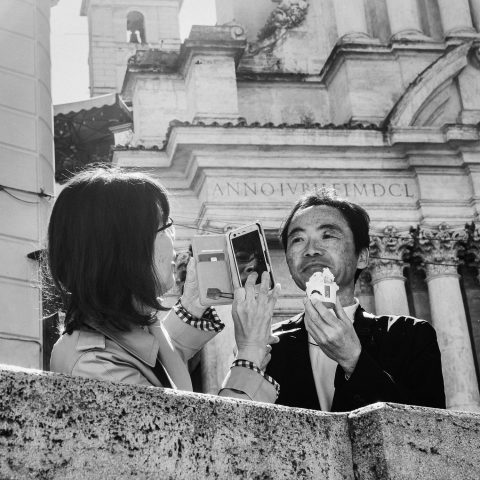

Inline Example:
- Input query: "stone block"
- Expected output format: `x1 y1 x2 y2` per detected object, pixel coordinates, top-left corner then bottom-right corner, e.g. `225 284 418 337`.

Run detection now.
348 402 480 480
0 29 34 76
0 281 41 338
0 145 38 191
0 237 39 282
0 107 36 151
0 340 40 370
0 365 354 479
0 0 35 39
0 70 36 114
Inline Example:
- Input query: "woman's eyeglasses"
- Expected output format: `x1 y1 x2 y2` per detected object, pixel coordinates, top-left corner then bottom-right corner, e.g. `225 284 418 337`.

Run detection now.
157 217 174 233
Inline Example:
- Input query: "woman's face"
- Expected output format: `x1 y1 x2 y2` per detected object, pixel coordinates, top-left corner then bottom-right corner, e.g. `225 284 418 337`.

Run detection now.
153 218 176 294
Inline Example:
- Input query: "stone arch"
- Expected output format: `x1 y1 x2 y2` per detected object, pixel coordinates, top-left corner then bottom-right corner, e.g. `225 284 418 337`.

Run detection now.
127 10 146 44
385 41 473 128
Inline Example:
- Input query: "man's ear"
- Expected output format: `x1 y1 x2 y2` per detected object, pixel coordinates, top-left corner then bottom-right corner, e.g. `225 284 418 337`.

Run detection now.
357 248 369 270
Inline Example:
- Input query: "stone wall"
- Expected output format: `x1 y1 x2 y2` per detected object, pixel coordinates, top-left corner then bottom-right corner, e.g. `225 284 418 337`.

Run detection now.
1 365 480 479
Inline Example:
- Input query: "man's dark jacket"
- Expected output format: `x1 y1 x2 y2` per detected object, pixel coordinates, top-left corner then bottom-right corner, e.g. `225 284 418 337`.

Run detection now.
266 306 446 412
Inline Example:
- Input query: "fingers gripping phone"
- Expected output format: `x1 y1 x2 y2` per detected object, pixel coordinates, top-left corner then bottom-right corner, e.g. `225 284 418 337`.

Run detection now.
192 222 275 306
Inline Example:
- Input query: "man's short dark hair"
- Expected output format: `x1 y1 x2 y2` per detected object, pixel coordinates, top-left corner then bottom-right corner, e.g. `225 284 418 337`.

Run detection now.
280 188 370 281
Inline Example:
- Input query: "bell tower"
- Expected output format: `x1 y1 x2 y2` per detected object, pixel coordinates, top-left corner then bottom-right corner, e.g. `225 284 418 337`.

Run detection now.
80 0 182 96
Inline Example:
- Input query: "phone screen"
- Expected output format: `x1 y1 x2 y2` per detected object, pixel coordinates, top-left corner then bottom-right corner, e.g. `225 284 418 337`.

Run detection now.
231 229 269 286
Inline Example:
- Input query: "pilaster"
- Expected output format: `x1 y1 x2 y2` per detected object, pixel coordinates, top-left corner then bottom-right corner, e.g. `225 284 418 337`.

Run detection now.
332 0 376 44
437 0 478 40
385 0 430 41
180 25 246 123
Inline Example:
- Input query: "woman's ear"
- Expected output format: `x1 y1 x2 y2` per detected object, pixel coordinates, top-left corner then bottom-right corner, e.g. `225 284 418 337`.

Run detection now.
357 248 369 270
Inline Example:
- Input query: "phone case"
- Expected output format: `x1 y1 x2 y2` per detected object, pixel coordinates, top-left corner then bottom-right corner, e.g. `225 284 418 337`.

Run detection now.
192 234 234 306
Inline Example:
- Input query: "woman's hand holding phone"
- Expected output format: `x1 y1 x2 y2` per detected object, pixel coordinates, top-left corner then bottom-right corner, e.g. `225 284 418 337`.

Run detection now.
180 257 211 318
232 271 281 368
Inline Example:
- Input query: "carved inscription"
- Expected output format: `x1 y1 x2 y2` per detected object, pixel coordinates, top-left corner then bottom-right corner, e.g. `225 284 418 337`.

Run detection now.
210 180 416 201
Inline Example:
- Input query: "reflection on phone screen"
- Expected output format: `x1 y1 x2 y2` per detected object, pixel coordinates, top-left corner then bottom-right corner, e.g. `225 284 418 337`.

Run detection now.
231 230 268 286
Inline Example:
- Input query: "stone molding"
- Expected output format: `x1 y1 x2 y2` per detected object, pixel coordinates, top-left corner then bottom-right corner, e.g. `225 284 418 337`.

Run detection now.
1 365 480 479
385 41 473 129
369 226 411 283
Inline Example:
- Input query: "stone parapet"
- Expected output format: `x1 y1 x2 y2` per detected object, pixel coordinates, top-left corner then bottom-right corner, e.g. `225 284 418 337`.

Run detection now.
1 365 480 479
0 365 352 480
349 402 480 479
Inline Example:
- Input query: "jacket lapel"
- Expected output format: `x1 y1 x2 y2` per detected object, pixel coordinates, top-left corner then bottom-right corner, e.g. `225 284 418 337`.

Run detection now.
332 306 376 409
149 324 193 391
270 313 321 410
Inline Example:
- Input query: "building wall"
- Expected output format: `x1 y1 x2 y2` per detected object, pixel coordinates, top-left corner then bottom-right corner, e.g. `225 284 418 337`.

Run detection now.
0 0 55 368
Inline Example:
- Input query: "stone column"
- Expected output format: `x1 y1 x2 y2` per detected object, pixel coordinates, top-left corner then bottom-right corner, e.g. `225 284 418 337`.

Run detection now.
385 0 429 41
369 227 411 316
437 0 477 38
180 25 246 123
332 0 373 43
419 225 480 411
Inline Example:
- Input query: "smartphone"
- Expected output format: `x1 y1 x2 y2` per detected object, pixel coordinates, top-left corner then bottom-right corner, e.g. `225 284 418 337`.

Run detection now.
227 222 275 289
191 234 234 306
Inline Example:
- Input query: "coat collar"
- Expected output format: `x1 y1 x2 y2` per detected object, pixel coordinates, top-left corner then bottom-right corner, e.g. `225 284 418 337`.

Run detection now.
84 318 159 368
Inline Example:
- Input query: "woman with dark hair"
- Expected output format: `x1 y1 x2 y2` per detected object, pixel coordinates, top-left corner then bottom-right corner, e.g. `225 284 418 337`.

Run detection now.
49 167 280 402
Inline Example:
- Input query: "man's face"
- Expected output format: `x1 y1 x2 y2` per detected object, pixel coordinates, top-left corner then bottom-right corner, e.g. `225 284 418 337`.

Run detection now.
285 205 368 292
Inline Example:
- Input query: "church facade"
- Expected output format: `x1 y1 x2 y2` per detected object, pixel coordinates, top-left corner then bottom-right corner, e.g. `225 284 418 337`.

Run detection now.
77 0 480 411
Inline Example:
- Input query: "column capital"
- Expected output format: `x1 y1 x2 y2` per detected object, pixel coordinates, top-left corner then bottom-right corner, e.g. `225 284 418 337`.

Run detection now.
369 226 411 282
369 260 405 283
413 223 467 280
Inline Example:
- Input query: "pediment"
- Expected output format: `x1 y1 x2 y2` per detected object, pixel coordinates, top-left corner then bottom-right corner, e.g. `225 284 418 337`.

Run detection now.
386 41 480 129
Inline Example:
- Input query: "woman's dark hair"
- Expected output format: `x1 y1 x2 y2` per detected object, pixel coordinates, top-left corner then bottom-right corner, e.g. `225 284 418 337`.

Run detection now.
280 188 370 281
48 166 170 333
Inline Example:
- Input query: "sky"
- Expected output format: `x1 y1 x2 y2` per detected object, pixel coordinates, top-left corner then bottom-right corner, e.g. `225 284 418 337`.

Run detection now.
50 0 216 105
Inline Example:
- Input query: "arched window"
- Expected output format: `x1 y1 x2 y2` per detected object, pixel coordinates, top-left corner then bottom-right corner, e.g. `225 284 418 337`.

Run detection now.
126 11 146 44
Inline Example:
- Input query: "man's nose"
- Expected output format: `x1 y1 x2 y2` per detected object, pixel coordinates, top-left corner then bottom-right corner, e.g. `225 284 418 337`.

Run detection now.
304 239 325 256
